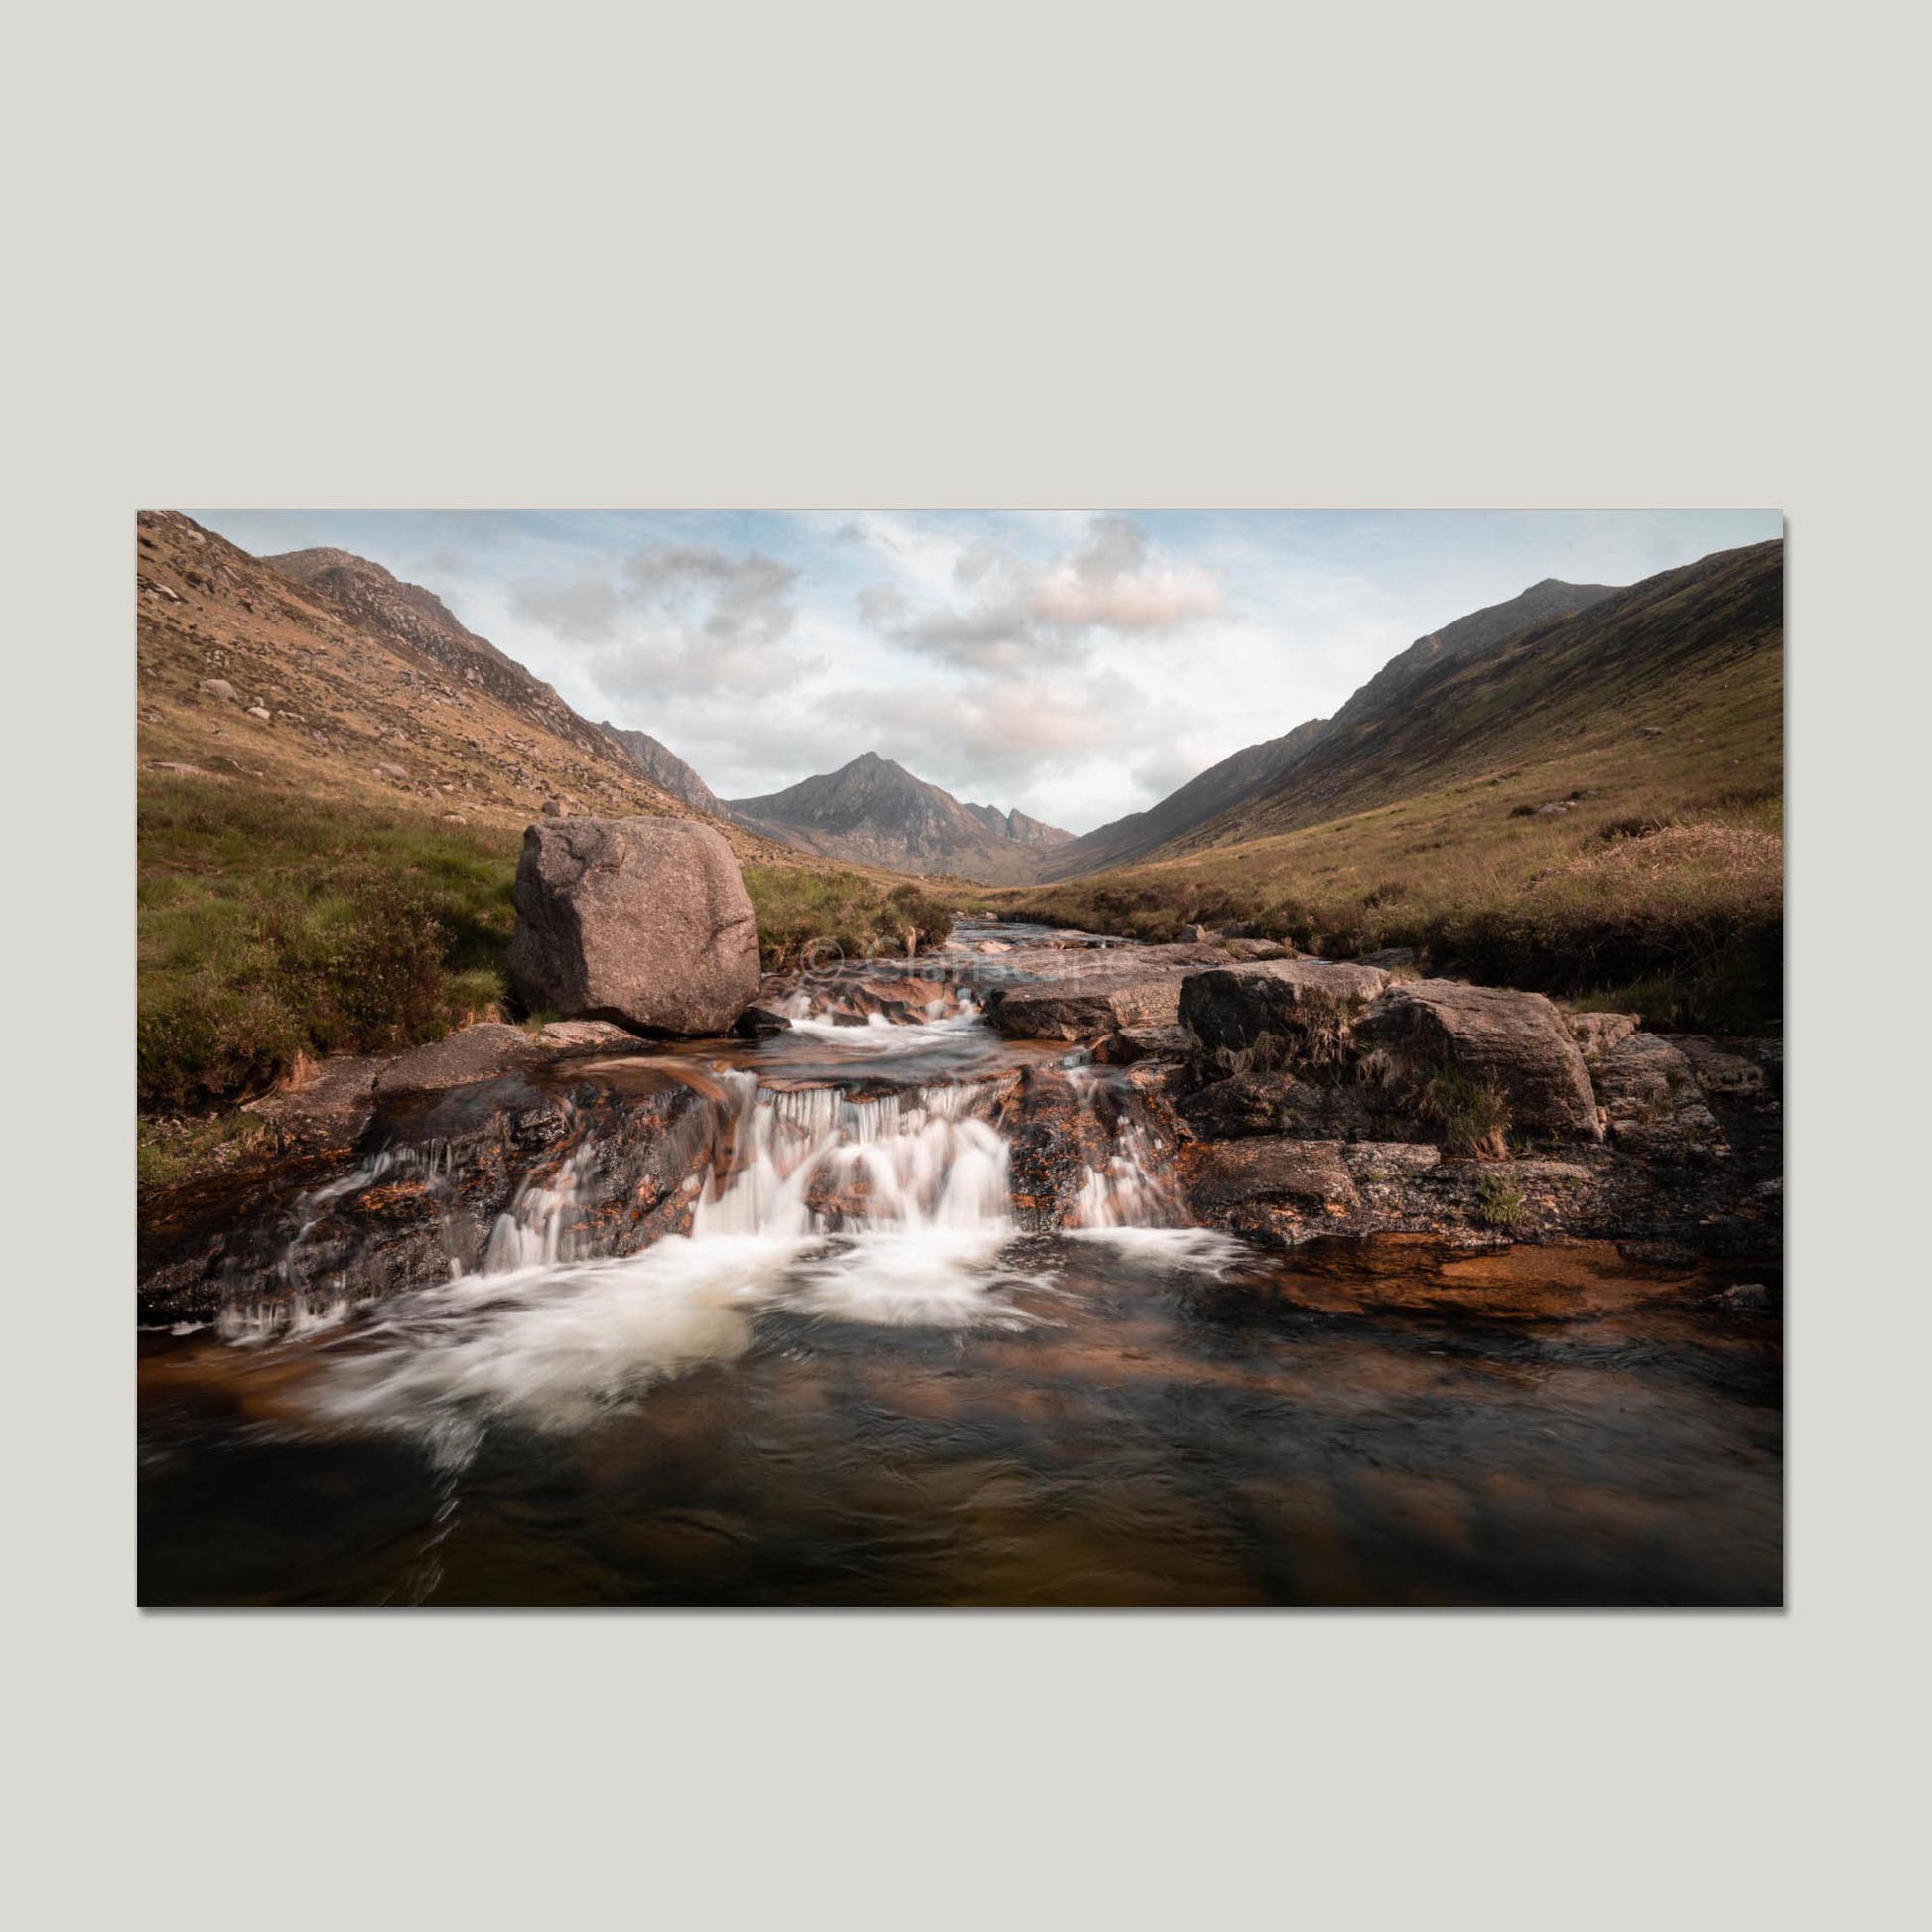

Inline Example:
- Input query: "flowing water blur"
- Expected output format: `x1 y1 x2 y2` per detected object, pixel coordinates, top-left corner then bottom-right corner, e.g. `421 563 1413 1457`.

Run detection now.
138 927 1781 1606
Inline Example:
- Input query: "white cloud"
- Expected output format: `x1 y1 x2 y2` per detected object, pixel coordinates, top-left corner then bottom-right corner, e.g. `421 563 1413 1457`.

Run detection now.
857 513 1226 671
190 505 1784 836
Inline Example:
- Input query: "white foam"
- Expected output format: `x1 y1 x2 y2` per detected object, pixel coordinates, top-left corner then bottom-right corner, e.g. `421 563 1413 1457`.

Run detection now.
231 992 1231 1447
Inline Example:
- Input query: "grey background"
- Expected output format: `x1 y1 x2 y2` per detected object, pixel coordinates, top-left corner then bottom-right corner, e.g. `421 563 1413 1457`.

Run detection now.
7 2 1921 1927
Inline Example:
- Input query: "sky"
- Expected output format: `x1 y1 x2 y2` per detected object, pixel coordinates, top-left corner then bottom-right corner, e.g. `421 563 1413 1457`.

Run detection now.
191 508 1781 835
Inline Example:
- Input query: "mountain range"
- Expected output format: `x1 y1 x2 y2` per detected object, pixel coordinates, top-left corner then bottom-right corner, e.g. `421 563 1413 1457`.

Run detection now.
136 515 783 860
141 516 1779 901
1033 576 1621 882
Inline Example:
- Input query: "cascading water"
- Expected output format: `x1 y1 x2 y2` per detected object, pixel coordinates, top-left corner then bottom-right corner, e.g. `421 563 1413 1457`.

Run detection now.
139 924 1787 1610
193 941 1218 1448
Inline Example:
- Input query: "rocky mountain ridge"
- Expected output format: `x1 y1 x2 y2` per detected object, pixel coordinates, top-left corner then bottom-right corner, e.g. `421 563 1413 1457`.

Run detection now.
136 512 787 860
599 722 732 816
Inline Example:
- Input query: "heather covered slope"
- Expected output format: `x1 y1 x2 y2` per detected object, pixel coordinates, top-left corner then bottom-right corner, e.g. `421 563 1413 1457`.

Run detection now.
140 512 741 841
1038 576 1621 882
1168 541 1780 855
995 541 1783 1030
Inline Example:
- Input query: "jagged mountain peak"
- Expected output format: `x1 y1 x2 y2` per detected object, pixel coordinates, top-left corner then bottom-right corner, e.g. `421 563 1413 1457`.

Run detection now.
728 755 1071 883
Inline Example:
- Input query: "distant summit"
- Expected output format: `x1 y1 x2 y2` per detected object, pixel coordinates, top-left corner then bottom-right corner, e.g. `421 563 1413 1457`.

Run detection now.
729 752 1072 882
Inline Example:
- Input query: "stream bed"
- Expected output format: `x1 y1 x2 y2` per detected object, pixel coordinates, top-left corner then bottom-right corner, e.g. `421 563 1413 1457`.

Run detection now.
138 926 1782 1607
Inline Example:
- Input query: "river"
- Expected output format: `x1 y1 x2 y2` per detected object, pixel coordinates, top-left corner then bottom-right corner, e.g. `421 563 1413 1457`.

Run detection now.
137 925 1782 1606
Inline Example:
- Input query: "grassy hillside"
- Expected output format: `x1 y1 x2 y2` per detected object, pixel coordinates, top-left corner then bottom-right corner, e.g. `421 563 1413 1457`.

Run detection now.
136 514 952 1155
996 542 1783 1033
1168 540 1781 855
138 772 951 1121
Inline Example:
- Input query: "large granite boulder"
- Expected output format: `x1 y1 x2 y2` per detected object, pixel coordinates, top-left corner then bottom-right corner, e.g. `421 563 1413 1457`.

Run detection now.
1180 958 1390 1076
1354 979 1602 1141
505 817 759 1037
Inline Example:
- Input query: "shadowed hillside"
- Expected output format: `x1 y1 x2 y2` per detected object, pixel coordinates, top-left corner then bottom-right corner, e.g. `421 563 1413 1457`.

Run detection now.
1037 576 1622 882
995 540 1783 1031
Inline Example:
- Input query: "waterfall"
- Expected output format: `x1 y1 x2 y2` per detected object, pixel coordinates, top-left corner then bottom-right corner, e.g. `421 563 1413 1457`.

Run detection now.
690 1074 1015 1241
206 950 1225 1442
483 1147 595 1273
1064 1066 1189 1230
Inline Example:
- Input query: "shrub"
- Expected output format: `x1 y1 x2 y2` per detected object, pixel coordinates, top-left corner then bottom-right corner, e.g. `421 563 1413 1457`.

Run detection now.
1474 1171 1529 1230
1419 1062 1511 1158
742 865 960 970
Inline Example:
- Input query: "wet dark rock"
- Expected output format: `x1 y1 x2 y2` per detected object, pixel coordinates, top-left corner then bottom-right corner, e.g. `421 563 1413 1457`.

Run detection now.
139 1075 720 1323
1179 1069 1424 1145
1091 1025 1190 1066
1180 958 1390 1077
1179 1072 1290 1139
505 816 759 1036
1359 946 1418 971
733 1006 792 1037
997 1066 1121 1228
1184 1137 1361 1241
1355 979 1602 1141
1717 1281 1775 1311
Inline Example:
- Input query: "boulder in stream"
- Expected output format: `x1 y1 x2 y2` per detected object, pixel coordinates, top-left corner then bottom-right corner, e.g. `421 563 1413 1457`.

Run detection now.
505 816 759 1037
1180 958 1390 1077
1355 979 1602 1142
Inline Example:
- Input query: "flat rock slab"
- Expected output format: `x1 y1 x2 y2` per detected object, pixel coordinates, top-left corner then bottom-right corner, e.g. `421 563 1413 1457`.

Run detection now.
986 943 1230 1041
1184 1137 1361 1218
243 1054 388 1139
373 1023 548 1097
536 1019 650 1053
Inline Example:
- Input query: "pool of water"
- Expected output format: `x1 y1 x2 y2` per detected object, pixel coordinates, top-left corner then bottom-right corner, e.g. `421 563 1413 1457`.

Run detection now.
138 1233 1781 1607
